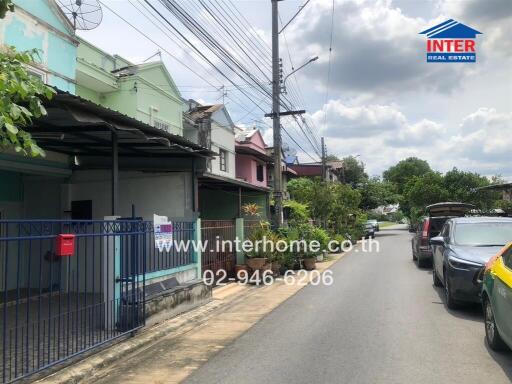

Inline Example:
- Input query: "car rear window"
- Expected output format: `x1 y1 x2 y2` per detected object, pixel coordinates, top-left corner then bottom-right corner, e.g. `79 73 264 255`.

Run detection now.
454 222 512 246
429 217 449 237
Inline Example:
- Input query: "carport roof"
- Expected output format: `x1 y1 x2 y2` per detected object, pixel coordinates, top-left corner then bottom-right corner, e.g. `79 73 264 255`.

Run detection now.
28 91 215 158
199 172 271 193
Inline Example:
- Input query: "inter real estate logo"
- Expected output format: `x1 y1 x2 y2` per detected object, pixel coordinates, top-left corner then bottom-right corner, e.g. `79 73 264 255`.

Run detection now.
420 19 482 63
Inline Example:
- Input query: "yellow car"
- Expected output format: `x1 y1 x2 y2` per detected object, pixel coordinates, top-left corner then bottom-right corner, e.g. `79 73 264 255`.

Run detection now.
482 242 512 351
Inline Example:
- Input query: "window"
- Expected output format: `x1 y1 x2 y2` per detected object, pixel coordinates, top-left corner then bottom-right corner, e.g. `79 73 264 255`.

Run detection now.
154 119 170 133
25 65 47 83
219 149 227 172
256 164 264 182
503 246 512 270
71 200 93 220
440 223 450 238
453 222 512 246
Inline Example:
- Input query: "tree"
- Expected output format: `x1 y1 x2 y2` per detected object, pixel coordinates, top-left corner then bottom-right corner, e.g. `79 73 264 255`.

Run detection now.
341 156 367 186
359 177 400 210
287 177 314 204
383 157 431 194
1 5 54 157
402 172 448 221
0 1 14 18
442 168 493 209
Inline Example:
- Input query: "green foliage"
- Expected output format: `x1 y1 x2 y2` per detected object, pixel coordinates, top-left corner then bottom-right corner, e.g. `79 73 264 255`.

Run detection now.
442 168 494 210
245 220 272 259
330 182 362 234
287 177 314 203
0 47 55 156
400 167 504 220
0 0 14 18
383 157 431 194
386 210 405 223
310 181 335 226
283 200 309 226
359 177 400 210
310 226 330 252
286 177 365 242
340 156 368 186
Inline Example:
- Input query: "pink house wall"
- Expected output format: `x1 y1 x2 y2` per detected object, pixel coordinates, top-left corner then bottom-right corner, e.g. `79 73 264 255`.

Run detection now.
236 154 267 187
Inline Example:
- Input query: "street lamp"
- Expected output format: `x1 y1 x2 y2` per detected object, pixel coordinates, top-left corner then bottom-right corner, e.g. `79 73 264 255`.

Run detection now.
282 56 318 94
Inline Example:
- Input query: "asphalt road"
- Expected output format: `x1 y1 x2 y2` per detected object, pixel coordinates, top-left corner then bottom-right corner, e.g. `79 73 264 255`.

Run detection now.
185 226 512 384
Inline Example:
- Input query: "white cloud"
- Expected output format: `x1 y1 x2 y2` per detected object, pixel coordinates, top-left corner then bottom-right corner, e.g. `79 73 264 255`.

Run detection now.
310 100 406 137
316 101 511 179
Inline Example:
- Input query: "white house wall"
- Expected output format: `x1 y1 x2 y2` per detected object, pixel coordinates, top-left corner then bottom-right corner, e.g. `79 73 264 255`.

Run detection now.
66 170 193 220
210 121 236 179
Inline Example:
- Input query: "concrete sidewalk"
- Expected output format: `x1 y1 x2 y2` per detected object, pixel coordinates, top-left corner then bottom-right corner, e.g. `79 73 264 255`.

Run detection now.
35 253 346 384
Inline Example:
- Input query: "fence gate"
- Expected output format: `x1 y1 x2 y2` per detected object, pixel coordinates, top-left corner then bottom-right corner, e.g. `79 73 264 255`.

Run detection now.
201 220 236 279
0 220 148 383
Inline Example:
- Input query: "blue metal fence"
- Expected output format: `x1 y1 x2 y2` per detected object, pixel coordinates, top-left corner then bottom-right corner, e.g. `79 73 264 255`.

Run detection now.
0 218 197 383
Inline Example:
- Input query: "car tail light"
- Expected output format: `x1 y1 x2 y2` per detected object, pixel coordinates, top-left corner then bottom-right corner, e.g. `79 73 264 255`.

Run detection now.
420 219 431 246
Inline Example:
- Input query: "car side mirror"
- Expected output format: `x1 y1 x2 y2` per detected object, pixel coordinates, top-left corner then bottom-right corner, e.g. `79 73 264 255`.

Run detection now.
430 236 445 246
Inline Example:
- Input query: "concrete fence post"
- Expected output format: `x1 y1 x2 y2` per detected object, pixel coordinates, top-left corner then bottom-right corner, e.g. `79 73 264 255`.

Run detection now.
195 218 202 279
235 218 245 265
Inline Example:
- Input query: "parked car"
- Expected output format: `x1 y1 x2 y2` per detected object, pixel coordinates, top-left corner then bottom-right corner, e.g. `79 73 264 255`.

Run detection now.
411 202 474 267
367 219 380 232
431 217 512 309
364 222 375 238
481 243 512 351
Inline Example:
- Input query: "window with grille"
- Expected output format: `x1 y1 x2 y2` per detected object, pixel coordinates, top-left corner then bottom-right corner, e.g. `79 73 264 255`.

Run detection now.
256 164 264 181
219 149 227 172
154 119 171 132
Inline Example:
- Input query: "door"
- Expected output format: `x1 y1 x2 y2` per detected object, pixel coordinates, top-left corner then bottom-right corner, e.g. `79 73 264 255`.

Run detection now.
493 245 512 346
434 222 449 279
116 218 144 331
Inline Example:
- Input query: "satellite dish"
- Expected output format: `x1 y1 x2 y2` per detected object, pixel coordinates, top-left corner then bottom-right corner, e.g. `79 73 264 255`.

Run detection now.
57 0 103 30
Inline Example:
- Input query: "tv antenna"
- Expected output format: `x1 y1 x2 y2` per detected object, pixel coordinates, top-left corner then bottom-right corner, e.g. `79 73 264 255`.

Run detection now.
57 0 103 30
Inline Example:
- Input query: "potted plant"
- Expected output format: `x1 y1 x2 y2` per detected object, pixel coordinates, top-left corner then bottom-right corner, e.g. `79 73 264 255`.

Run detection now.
245 220 270 271
302 255 316 270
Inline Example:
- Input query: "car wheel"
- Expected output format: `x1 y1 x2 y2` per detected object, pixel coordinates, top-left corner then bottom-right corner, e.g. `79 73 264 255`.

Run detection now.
484 298 508 351
433 269 442 287
412 245 417 261
417 254 428 268
444 272 459 309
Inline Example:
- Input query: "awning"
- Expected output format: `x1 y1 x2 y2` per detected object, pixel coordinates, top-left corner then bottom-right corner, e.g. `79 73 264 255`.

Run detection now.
235 146 273 162
27 91 215 158
199 172 271 193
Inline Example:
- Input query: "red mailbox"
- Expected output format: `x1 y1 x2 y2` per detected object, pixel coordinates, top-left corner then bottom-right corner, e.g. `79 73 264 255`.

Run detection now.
55 234 75 256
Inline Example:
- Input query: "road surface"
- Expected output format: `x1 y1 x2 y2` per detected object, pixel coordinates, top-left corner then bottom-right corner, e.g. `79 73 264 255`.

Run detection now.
185 226 512 384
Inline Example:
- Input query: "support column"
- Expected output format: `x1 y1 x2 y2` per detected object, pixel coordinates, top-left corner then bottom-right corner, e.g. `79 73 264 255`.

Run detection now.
111 131 119 216
194 218 202 279
235 218 245 265
238 187 242 217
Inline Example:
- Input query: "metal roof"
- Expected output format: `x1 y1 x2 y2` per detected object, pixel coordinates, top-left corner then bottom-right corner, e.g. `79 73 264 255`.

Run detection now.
28 91 214 158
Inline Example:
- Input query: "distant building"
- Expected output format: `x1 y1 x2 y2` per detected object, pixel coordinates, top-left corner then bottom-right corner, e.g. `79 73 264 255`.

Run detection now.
287 160 343 182
184 101 271 219
235 128 271 189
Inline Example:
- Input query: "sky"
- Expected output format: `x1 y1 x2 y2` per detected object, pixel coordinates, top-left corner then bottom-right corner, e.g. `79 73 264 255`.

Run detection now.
77 0 512 179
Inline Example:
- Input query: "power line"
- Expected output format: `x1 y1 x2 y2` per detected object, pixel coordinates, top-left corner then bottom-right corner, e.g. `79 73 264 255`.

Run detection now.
322 0 336 137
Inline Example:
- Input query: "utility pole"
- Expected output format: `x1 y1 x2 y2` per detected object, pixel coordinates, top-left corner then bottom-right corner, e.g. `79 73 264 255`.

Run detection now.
321 136 326 181
268 0 315 227
271 0 283 228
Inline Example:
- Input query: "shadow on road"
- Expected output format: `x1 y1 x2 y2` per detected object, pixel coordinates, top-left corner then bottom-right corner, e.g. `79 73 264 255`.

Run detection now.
432 285 483 323
485 342 512 381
